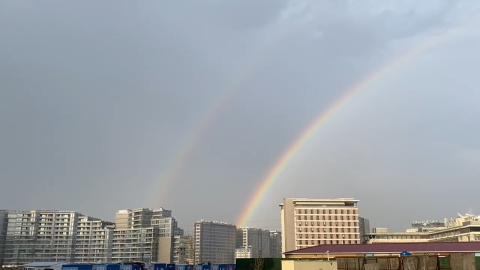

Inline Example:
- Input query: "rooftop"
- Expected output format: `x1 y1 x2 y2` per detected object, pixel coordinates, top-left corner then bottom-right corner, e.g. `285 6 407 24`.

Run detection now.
23 262 67 267
285 242 480 255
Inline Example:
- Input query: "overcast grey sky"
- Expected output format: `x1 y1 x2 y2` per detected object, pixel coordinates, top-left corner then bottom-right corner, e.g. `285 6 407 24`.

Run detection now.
1 0 480 232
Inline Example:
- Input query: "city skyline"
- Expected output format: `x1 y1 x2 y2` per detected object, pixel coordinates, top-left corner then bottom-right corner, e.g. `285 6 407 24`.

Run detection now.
2 0 480 233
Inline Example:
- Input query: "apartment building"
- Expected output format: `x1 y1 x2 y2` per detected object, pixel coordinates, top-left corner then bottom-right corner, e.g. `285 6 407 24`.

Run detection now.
269 231 282 258
0 210 8 263
173 233 194 264
76 215 115 263
280 198 360 254
194 221 236 264
112 208 177 263
2 210 113 266
112 227 159 263
235 228 270 258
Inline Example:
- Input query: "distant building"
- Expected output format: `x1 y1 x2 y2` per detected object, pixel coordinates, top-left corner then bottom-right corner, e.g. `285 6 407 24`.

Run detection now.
0 210 7 264
372 228 388 233
194 221 236 264
234 247 252 259
358 217 370 243
113 208 177 263
174 234 193 264
269 231 282 258
367 213 480 243
235 227 270 258
280 198 361 255
2 210 114 266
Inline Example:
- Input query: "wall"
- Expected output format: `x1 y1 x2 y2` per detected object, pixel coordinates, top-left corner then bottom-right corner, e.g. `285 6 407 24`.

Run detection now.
236 258 282 270
282 260 338 270
158 236 173 263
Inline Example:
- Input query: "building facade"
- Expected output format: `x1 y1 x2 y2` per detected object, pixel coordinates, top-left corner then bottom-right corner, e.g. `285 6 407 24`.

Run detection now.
113 208 177 264
269 231 282 258
0 210 8 264
358 217 370 244
194 221 236 264
367 213 480 244
234 247 252 259
280 198 360 255
235 227 270 258
1 210 114 266
173 233 193 264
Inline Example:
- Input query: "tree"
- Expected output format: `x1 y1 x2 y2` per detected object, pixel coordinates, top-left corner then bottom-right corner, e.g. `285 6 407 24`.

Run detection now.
252 256 265 270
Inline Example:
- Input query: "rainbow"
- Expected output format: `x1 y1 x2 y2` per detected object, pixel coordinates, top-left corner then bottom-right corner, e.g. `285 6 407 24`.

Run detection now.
235 19 471 227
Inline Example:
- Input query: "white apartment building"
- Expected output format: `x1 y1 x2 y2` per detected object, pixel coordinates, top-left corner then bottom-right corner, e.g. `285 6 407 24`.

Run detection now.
76 215 115 263
2 210 114 266
280 198 360 254
112 227 158 263
194 221 236 264
112 208 177 264
236 228 270 258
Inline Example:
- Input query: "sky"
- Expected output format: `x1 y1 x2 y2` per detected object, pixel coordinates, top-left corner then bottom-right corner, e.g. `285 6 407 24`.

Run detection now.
1 0 480 233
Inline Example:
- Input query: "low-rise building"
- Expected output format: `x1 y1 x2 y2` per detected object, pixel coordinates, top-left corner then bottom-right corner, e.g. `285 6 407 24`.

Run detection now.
235 247 252 259
367 213 480 243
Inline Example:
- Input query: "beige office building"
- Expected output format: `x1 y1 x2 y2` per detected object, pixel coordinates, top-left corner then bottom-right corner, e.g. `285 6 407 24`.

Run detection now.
280 198 360 255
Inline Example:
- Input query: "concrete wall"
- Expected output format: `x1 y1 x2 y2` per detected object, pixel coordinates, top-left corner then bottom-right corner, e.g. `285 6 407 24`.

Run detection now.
158 236 173 263
450 253 475 270
282 260 338 270
281 199 296 255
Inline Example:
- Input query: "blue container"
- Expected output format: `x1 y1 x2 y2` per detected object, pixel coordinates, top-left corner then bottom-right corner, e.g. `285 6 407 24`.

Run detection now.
210 265 218 270
120 265 141 270
93 265 121 270
185 266 193 270
63 264 94 270
175 265 186 270
152 263 167 270
201 266 210 270
194 266 202 270
166 264 175 270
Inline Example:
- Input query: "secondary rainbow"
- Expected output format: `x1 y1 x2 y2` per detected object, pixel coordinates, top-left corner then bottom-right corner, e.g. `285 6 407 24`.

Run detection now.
147 30 294 206
235 20 468 227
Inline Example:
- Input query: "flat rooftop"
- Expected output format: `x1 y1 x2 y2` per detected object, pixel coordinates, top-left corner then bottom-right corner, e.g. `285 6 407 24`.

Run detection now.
285 242 480 256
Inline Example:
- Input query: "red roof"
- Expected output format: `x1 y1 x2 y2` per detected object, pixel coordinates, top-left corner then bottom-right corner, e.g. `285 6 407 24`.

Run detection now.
285 242 480 255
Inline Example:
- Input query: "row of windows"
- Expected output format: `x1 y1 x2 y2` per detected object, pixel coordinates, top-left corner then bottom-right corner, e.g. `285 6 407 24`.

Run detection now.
297 233 359 239
298 227 358 233
298 240 360 245
297 209 358 215
297 215 357 221
297 221 358 227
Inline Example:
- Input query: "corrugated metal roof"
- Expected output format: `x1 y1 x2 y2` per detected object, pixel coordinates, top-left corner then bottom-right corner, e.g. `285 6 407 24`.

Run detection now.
285 242 480 255
23 262 67 267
